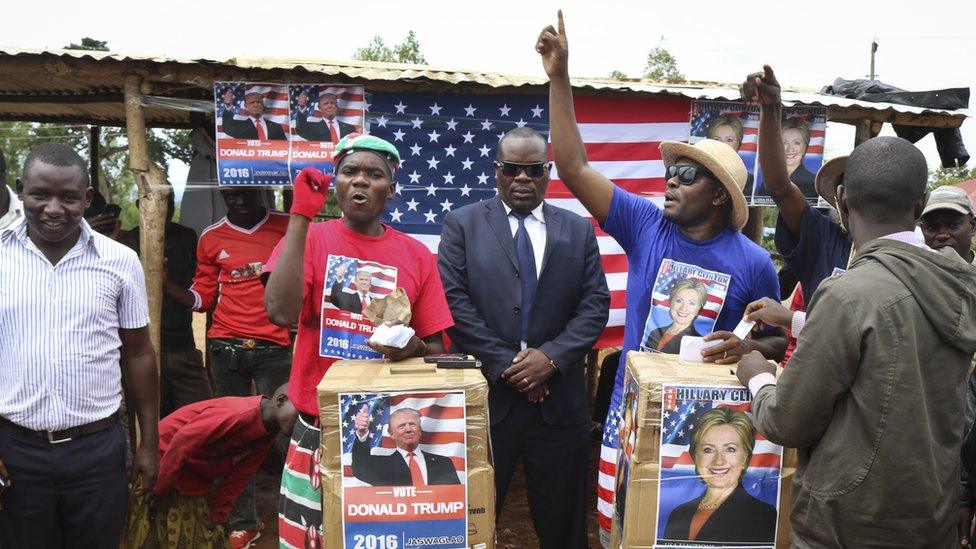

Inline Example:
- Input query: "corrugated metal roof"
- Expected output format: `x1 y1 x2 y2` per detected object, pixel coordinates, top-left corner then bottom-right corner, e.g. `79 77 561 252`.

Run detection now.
0 46 967 128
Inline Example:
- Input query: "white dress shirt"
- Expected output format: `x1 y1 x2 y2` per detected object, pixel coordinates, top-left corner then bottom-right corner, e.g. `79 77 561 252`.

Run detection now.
0 220 149 430
396 447 428 484
501 201 546 275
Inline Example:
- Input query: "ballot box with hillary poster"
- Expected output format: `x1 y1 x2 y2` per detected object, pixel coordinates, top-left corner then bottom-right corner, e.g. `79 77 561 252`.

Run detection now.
610 352 794 549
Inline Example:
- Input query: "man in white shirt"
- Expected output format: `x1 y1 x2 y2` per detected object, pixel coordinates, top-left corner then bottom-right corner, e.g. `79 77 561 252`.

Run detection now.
0 142 159 548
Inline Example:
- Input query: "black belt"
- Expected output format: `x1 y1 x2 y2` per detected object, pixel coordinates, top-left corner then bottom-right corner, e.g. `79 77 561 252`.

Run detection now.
210 337 283 350
0 413 117 444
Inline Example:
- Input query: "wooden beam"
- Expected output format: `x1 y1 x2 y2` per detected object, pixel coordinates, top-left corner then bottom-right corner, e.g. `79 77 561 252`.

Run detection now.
123 74 167 370
0 92 124 104
854 119 879 146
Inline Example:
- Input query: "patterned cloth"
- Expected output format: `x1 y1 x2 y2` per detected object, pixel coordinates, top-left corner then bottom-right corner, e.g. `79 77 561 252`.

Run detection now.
126 490 229 549
278 414 324 549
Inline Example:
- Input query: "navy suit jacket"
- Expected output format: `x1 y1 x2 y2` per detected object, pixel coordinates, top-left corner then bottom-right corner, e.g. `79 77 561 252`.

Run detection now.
437 197 610 425
351 436 461 486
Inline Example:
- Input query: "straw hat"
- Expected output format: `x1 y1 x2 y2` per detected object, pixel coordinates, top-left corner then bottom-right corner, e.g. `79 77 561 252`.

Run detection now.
659 139 749 230
814 156 848 209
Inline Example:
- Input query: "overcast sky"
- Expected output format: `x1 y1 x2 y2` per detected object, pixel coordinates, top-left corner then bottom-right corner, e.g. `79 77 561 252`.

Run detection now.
4 0 975 190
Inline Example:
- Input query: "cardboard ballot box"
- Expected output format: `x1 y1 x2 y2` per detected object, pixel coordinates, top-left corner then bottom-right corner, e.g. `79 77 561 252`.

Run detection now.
318 358 494 549
610 352 792 549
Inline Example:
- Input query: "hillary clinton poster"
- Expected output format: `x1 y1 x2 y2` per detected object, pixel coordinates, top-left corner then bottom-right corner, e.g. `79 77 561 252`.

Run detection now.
339 391 468 549
655 384 782 548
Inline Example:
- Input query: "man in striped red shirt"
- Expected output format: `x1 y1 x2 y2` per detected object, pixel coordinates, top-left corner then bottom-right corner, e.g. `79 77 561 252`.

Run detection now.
165 186 289 547
0 143 159 548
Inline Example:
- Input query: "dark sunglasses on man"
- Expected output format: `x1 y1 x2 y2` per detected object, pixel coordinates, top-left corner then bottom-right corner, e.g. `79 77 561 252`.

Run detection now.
666 164 716 185
493 161 551 179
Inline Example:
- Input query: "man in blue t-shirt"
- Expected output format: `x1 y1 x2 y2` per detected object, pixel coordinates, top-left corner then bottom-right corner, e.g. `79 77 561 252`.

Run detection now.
538 14 787 544
742 66 852 306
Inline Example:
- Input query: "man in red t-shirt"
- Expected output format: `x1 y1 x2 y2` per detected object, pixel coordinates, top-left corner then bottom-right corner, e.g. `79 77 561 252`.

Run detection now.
126 383 297 548
164 186 289 545
262 134 454 547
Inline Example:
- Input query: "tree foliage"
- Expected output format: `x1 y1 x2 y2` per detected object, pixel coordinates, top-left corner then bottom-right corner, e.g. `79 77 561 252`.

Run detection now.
609 70 628 80
64 37 109 51
644 38 685 83
0 122 192 229
353 31 427 64
928 166 976 189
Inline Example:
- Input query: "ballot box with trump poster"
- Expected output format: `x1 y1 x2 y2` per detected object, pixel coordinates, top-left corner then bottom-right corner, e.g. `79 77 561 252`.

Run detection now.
610 352 795 549
318 358 494 549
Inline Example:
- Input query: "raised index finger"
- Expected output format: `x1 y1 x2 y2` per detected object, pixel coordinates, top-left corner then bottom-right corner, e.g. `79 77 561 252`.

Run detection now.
557 9 565 36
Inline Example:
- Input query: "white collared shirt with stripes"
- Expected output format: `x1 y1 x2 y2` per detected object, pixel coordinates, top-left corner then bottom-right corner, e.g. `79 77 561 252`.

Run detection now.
0 219 149 431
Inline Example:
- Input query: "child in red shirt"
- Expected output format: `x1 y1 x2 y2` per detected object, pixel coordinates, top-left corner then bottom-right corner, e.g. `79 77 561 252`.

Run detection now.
126 384 297 549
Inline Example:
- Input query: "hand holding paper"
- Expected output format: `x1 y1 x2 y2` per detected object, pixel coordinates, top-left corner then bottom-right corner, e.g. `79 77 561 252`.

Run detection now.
745 297 794 332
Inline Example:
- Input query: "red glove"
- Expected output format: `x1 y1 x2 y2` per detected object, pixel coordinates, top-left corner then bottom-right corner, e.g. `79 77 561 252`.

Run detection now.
290 167 332 220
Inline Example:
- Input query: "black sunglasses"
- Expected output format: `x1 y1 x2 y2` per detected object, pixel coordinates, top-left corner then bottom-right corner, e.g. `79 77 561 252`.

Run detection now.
494 161 551 178
666 164 715 185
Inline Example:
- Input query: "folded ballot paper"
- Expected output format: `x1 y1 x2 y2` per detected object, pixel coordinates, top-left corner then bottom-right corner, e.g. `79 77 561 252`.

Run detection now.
369 323 416 348
364 288 415 349
677 318 756 362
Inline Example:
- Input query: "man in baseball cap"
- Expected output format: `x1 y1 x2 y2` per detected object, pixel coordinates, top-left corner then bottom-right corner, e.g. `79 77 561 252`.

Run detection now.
919 185 975 264
262 133 454 548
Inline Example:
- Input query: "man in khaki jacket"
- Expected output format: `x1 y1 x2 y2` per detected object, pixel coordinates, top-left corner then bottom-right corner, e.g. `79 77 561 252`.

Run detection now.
737 135 976 547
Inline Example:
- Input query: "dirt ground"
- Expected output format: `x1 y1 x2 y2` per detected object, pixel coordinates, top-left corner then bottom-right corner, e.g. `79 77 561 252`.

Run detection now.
193 314 606 548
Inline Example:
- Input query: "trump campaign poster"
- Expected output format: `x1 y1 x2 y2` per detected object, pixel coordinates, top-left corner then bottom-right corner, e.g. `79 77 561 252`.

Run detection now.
320 254 398 360
339 391 468 549
213 82 365 185
655 384 782 548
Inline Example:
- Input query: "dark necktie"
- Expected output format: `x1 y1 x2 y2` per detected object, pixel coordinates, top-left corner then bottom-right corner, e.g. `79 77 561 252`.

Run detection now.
512 211 537 342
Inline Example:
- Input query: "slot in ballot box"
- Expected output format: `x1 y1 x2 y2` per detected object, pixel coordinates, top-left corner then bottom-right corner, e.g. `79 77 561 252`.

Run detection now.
318 358 494 549
609 352 794 549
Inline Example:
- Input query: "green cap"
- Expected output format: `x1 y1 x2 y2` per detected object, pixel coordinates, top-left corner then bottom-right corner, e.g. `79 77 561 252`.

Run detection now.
333 133 401 173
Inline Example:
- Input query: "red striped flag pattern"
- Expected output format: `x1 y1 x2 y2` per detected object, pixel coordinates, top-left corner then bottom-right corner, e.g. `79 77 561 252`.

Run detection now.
546 95 692 348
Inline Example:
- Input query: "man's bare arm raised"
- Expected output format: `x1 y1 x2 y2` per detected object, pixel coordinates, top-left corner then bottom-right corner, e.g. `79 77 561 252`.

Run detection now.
536 10 614 223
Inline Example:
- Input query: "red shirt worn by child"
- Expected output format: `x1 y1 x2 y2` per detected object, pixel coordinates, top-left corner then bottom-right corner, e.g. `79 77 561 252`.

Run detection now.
152 395 276 524
190 210 289 346
263 219 454 415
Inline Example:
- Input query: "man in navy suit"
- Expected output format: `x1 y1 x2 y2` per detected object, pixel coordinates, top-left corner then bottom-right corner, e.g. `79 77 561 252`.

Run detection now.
437 127 609 549
350 406 460 486
295 93 356 143
222 92 287 141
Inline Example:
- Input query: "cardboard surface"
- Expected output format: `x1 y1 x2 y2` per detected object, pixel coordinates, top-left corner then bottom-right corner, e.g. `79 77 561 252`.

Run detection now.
317 358 494 549
612 351 792 549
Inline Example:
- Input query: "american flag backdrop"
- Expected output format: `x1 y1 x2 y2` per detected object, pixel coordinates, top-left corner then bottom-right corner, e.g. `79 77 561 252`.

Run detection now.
655 384 782 541
366 91 691 349
339 391 468 487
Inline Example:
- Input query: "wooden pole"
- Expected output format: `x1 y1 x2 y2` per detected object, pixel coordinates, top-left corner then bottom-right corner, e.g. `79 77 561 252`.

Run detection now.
123 74 168 370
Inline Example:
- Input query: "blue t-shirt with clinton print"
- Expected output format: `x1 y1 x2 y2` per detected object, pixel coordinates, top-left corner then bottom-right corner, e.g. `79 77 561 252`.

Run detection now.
602 186 780 404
